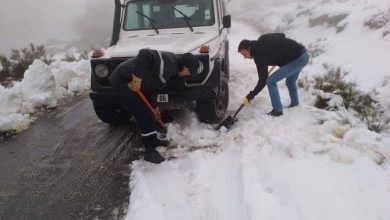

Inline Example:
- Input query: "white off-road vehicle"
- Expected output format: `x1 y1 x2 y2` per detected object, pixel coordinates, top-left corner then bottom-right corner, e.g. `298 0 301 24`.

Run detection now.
90 0 231 124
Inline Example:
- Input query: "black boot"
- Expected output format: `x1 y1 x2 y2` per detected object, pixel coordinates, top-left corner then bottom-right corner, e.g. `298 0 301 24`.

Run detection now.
144 148 165 164
267 110 283 117
288 103 299 108
142 134 165 164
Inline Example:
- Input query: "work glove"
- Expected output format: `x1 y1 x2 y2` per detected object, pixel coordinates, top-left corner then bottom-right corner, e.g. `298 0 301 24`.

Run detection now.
128 74 142 92
242 97 250 106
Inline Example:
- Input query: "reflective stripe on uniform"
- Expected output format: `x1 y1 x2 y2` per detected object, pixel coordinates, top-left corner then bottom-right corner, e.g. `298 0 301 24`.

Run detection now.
141 131 158 137
157 51 166 83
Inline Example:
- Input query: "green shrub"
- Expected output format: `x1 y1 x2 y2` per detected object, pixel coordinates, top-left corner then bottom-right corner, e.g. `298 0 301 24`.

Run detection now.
313 64 359 109
313 64 389 133
0 55 12 86
0 43 53 86
353 91 389 133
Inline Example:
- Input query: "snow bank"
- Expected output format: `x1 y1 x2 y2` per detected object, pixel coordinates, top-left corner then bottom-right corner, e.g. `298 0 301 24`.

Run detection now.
0 56 90 133
52 59 91 97
20 60 57 114
0 83 32 131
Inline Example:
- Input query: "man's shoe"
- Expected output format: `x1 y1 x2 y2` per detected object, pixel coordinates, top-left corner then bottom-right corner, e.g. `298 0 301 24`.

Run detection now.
267 110 283 117
288 103 299 108
144 149 165 164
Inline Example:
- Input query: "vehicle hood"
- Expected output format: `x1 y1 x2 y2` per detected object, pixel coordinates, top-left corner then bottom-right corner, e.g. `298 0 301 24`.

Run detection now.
106 32 218 57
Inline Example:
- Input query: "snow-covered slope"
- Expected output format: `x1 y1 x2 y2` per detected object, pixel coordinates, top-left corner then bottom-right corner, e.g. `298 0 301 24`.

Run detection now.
125 1 390 218
231 0 390 92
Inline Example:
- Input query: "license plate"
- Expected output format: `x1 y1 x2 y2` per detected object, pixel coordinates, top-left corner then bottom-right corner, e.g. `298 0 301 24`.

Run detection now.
157 94 168 103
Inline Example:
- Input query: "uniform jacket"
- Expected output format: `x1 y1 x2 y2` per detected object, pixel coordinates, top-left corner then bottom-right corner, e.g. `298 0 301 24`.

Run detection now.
247 33 306 100
110 49 181 107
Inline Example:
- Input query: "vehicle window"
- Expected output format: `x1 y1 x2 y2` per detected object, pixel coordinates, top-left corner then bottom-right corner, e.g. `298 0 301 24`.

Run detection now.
123 0 215 31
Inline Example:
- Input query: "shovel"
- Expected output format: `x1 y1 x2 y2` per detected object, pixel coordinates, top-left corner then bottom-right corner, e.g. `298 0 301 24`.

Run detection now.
135 90 167 133
215 66 277 131
215 104 245 130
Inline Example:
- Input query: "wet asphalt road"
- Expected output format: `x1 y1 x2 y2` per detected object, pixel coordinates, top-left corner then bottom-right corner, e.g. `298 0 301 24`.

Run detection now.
0 95 140 220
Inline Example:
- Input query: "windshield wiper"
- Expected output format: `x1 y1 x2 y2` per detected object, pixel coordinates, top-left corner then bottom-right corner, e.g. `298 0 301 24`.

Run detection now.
171 6 193 32
136 10 159 34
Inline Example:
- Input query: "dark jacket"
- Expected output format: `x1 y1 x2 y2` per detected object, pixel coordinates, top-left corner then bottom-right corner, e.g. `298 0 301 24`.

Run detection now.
246 33 306 100
109 49 181 107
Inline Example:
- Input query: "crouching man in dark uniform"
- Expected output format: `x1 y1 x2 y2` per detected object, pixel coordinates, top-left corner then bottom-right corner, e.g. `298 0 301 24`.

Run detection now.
109 49 199 163
238 33 309 116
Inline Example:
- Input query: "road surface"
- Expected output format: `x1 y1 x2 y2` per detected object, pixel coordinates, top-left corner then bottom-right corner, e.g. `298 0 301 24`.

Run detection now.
0 95 140 220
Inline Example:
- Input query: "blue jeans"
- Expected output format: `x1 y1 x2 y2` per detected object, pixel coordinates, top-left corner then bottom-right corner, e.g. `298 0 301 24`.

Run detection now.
266 51 309 112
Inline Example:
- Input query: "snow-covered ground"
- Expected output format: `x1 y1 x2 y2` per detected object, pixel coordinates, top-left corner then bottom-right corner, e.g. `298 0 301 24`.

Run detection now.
0 54 90 132
0 0 389 218
125 1 390 219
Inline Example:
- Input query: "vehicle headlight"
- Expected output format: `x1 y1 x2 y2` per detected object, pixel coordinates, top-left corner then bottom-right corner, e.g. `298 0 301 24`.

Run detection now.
197 61 204 74
95 64 109 78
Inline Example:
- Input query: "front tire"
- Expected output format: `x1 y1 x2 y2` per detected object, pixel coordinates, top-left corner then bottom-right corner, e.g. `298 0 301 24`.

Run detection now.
92 102 132 125
223 41 230 79
196 73 229 123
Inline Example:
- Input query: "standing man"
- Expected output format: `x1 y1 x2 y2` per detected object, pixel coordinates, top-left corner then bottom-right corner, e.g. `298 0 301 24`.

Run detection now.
109 49 199 163
238 33 309 116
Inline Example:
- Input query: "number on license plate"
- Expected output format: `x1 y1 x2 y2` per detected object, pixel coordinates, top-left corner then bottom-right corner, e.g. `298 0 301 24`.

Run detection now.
157 94 168 103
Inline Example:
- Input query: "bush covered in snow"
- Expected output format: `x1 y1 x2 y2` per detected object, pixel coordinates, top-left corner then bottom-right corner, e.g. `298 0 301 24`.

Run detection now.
309 13 348 28
313 64 358 109
364 9 390 37
313 64 389 133
308 13 348 33
0 44 53 87
364 10 390 30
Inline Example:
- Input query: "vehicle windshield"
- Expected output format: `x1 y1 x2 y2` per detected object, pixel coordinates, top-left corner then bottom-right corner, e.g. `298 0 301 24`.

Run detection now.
123 0 215 31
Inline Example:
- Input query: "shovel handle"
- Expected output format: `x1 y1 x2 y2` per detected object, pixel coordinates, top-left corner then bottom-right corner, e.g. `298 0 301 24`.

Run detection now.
135 90 166 129
236 65 275 118
233 104 245 119
268 65 276 74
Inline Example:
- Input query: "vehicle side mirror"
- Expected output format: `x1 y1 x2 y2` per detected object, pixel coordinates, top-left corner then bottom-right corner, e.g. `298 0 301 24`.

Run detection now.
223 15 231 28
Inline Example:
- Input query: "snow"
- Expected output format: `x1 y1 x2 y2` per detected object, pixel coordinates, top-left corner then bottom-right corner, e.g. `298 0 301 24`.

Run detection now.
231 0 390 91
379 77 390 118
0 0 389 218
0 55 90 133
126 101 390 219
125 1 390 219
20 60 57 113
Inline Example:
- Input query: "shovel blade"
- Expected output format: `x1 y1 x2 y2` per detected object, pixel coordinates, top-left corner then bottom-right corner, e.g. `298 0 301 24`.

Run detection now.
215 115 237 130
